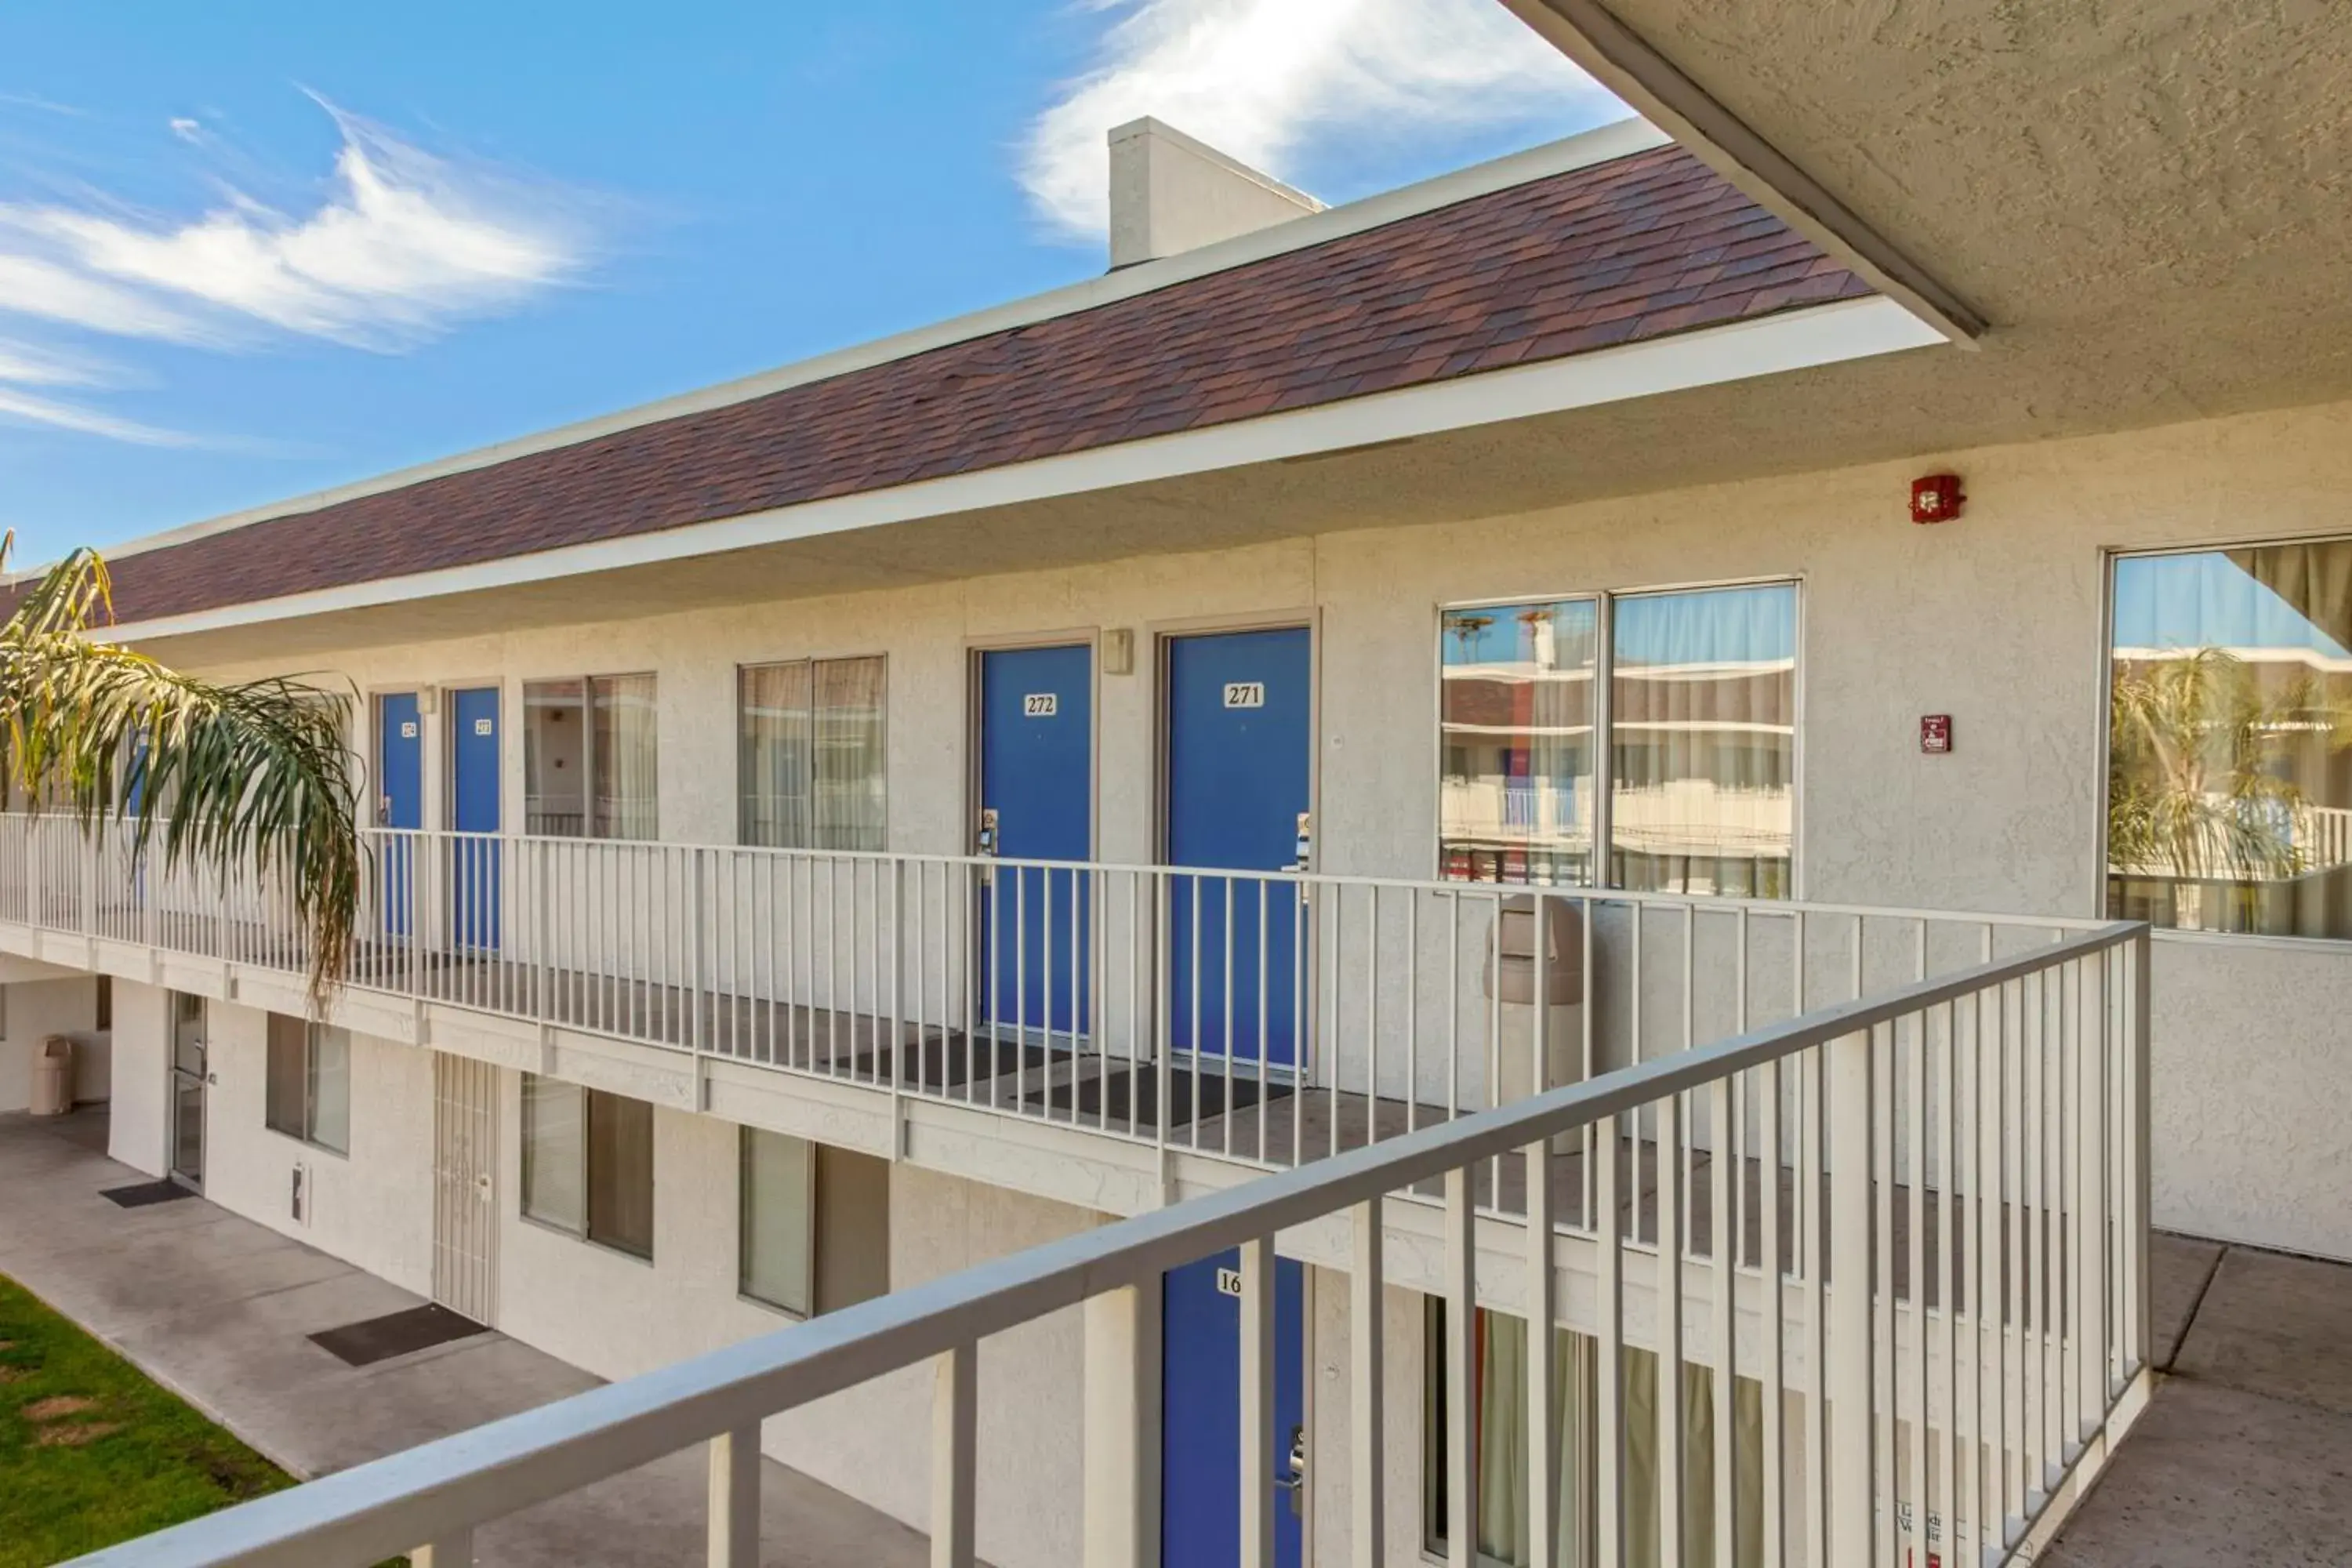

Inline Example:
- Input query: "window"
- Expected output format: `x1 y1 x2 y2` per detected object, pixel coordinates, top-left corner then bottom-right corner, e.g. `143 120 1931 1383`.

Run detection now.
1422 1301 1762 1568
94 975 110 1032
737 1127 891 1318
522 1076 655 1259
738 657 887 848
524 675 658 839
1441 583 1797 895
2108 541 2352 939
263 1014 349 1155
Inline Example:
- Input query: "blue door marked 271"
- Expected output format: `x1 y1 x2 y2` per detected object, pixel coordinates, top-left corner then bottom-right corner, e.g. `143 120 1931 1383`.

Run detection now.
1162 1251 1305 1568
1166 627 1312 1069
978 645 1092 1037
449 688 500 952
377 693 424 938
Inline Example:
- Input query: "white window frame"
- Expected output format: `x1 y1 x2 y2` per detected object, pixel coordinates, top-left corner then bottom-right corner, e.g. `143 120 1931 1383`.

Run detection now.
737 1125 817 1318
735 655 890 850
521 673 659 840
1434 575 1805 895
520 1075 655 1262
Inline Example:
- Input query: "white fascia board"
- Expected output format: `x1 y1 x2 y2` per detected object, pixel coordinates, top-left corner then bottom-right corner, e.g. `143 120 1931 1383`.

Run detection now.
72 118 1671 574
107 296 1943 644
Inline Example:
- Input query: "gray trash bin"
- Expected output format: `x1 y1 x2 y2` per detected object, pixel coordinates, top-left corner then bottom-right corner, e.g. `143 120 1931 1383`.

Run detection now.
30 1036 73 1116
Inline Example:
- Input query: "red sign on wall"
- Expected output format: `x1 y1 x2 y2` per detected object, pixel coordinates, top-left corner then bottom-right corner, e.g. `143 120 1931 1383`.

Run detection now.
1921 714 1954 754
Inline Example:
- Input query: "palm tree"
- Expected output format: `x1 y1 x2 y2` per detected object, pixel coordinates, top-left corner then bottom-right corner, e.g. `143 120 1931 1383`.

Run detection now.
0 536 359 1002
2107 645 2314 884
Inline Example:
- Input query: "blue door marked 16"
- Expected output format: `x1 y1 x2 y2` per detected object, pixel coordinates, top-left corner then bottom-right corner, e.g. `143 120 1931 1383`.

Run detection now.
377 693 424 938
1162 1251 1305 1568
449 688 500 953
1166 628 1312 1070
978 645 1092 1038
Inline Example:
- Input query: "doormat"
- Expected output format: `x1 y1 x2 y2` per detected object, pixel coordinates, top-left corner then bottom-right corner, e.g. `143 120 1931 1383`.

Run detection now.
1025 1065 1292 1129
99 1180 198 1209
309 1303 488 1368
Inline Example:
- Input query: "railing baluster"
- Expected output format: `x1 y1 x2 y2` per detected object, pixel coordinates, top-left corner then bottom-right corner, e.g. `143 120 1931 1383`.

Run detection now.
706 1424 760 1568
1352 1198 1386 1568
1239 1234 1277 1568
1826 1026 1874 1567
1443 1170 1475 1568
931 1344 977 1568
411 1530 473 1566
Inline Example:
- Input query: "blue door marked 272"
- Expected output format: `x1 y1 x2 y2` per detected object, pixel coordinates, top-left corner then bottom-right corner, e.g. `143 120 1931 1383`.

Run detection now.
449 688 500 952
1162 1251 1305 1568
1166 628 1312 1070
978 645 1092 1038
377 693 424 938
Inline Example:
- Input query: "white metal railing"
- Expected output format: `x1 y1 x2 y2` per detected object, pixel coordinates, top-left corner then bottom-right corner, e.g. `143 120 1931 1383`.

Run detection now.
5 817 2126 1189
56 911 2151 1568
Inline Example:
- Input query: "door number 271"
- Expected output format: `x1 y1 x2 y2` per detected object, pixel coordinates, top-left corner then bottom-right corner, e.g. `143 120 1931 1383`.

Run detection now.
1222 681 1265 710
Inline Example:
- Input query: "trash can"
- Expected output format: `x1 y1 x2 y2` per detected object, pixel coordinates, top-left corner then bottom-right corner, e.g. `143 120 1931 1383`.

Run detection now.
30 1036 73 1116
1481 894 1585 1110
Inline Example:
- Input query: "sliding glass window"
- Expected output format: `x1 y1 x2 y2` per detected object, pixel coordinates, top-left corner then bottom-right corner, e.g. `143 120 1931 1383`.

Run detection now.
739 657 887 849
1441 582 1797 895
2108 539 2352 938
523 675 658 840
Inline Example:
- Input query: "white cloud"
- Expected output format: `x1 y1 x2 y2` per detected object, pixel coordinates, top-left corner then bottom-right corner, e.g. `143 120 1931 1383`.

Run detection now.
0 103 588 351
0 99 594 443
1021 0 1617 238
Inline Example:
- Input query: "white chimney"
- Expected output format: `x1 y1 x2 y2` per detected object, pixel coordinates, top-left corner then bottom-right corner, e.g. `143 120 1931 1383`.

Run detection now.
1106 118 1324 270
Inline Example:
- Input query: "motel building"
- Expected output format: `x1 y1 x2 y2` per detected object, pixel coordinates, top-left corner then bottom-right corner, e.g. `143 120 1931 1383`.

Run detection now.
8 13 2352 1568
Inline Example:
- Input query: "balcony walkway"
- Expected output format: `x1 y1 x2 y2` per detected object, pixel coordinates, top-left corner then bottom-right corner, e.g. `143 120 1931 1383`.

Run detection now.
2046 1232 2352 1565
0 1110 936 1568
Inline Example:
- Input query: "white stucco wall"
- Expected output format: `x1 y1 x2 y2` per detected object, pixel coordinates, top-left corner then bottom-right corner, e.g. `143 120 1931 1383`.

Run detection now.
0 971 104 1114
488 1079 1097 1568
190 1000 437 1297
181 397 2352 1260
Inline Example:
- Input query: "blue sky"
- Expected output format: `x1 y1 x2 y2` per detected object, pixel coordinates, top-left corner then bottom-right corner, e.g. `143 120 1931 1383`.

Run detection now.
0 0 1619 563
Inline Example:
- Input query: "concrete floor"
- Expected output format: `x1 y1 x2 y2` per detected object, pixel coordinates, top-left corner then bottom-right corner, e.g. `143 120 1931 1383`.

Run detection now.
2045 1231 2352 1566
0 1109 932 1568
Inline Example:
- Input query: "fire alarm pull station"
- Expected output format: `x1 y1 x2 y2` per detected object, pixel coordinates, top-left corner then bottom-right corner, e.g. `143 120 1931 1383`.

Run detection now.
1921 714 1954 754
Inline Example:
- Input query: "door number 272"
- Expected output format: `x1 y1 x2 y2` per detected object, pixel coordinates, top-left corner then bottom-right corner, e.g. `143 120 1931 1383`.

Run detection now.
1023 692 1058 717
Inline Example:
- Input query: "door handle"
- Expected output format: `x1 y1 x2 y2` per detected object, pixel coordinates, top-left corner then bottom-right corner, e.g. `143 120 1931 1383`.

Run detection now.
977 808 1000 884
1275 1423 1305 1516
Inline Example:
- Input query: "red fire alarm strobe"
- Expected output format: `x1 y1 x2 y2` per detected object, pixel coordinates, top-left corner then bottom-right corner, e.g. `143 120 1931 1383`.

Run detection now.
1921 714 1954 754
1911 473 1965 524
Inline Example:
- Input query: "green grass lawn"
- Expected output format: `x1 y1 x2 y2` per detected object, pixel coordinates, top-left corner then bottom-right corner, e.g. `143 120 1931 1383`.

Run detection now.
0 1270 295 1566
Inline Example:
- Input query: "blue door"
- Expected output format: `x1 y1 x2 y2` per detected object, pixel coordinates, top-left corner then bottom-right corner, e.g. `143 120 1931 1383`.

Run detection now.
449 688 500 952
1162 1251 1305 1568
377 694 424 938
978 646 1092 1038
1165 628 1312 1070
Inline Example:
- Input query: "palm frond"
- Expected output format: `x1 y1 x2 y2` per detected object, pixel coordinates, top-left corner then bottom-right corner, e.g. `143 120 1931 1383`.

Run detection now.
0 537 360 1006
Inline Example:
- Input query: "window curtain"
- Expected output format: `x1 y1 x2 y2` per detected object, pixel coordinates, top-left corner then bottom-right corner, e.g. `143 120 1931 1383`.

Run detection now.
521 1074 585 1232
1475 1314 1598 1568
1623 1350 1765 1568
739 1127 815 1315
591 675 659 841
263 1013 306 1139
1610 584 1797 898
309 1025 350 1155
2110 543 2352 938
586 1090 655 1259
739 662 812 848
812 656 887 851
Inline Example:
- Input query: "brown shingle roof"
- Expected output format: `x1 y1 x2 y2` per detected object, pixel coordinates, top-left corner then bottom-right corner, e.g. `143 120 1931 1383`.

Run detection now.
100 144 1869 624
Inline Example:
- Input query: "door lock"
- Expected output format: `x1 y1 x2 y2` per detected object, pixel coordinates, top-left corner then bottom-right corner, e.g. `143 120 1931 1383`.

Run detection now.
977 808 1000 884
1277 1422 1306 1516
1289 811 1312 872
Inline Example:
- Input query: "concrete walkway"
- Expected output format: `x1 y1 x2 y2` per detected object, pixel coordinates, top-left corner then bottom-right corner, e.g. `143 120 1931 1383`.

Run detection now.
0 1109 931 1568
2047 1231 2352 1566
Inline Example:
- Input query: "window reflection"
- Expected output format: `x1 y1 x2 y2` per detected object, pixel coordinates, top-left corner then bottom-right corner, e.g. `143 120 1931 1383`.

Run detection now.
1439 601 1597 885
1610 584 1797 898
2108 543 2352 938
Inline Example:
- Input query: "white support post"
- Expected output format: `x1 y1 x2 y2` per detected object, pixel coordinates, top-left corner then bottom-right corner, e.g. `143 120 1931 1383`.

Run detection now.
1826 1029 1875 1567
412 1531 474 1566
1525 1136 1558 1568
1084 1284 1162 1568
1240 1235 1277 1568
1352 1198 1387 1568
933 1344 978 1568
706 1424 761 1568
1444 1170 1475 1568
